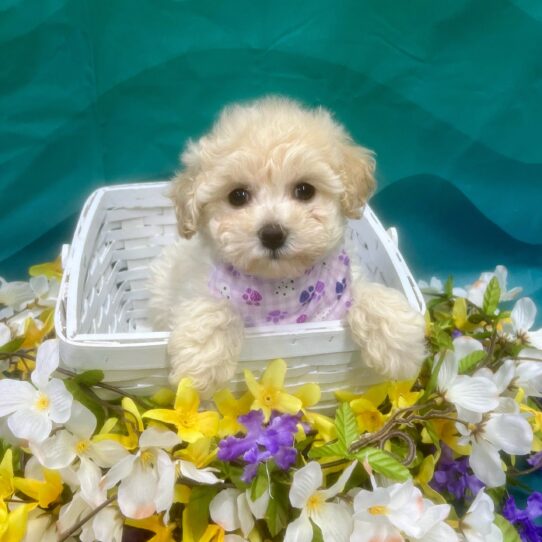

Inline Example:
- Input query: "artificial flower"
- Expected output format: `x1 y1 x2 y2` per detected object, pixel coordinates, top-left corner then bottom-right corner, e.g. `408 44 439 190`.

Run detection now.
209 487 269 539
0 449 14 500
502 492 542 542
284 460 356 542
178 458 222 485
175 437 216 468
0 278 35 320
30 400 128 470
126 515 177 542
218 409 300 482
515 348 542 398
144 378 219 443
0 501 35 542
244 358 302 419
462 265 521 308
0 324 10 348
22 508 56 542
457 410 533 487
0 339 72 443
437 337 499 422
503 298 542 349
103 427 179 519
459 489 503 542
213 389 253 437
13 465 63 508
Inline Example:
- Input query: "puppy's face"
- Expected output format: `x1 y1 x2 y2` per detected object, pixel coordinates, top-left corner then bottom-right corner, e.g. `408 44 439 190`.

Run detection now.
171 98 376 279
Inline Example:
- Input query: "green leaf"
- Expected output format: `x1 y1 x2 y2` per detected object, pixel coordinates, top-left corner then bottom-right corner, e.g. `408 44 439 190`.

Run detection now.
184 485 219 541
494 514 522 542
0 337 24 354
483 277 501 316
356 448 411 482
308 441 346 459
73 370 105 387
250 464 269 501
266 483 289 537
458 350 486 373
64 380 106 428
443 276 454 297
335 402 358 449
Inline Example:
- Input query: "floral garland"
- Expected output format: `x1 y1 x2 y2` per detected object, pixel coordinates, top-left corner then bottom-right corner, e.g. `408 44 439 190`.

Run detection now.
0 261 541 541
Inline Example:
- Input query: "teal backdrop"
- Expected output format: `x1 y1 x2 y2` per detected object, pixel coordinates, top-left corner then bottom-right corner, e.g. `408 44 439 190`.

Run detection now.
1 0 541 304
1 0 542 492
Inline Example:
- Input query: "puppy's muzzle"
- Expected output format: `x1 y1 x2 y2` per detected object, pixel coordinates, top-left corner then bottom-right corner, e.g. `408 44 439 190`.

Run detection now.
258 223 288 250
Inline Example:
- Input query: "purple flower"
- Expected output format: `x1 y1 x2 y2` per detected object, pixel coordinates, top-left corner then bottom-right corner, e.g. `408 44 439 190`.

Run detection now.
527 451 542 469
503 493 542 542
430 445 484 502
451 329 463 339
218 410 300 482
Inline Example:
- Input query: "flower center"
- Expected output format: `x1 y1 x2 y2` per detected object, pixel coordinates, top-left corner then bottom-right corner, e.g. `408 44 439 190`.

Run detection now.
306 492 325 513
34 393 50 411
140 450 155 466
368 505 389 516
261 388 278 407
75 439 90 455
179 412 197 429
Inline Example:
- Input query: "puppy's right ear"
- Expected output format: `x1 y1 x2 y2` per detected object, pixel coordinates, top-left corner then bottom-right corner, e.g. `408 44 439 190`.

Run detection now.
169 171 200 239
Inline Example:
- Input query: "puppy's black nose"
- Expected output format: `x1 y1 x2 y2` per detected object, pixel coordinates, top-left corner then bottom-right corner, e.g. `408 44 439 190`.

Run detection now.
258 223 287 250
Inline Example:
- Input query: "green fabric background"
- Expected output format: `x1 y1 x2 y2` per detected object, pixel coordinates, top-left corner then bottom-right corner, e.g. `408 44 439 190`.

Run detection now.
1 0 542 494
1 0 541 301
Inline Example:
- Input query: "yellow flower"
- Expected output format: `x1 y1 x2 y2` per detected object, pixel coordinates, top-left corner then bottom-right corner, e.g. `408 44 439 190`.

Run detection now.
13 468 62 508
387 380 422 409
520 402 542 452
175 437 216 468
0 450 14 501
20 308 54 349
213 389 253 437
350 397 387 433
0 501 35 542
143 378 219 443
93 398 143 450
244 359 302 419
126 515 176 542
304 411 336 443
29 258 63 280
421 419 470 456
294 383 321 408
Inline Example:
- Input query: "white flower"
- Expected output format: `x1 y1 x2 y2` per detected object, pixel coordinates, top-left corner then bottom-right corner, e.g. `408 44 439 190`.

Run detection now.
474 360 515 395
462 265 521 308
418 277 466 299
103 427 179 519
0 277 35 319
284 461 356 542
178 459 222 485
437 337 499 422
29 275 59 307
22 509 57 542
515 348 542 397
460 489 503 542
210 487 269 539
58 493 123 542
0 339 73 442
6 307 44 336
503 298 542 349
351 478 458 542
457 409 533 487
30 401 128 470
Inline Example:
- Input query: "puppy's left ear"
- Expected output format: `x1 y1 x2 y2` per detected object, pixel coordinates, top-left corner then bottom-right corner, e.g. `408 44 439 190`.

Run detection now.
339 143 376 219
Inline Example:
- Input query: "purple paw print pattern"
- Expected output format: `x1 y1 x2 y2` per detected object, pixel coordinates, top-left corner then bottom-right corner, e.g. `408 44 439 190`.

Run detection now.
267 310 288 323
296 314 308 323
242 288 262 306
336 278 347 299
225 264 241 278
299 280 325 305
339 250 350 266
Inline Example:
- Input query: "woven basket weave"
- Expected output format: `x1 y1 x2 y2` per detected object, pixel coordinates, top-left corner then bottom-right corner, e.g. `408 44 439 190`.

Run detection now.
54 182 425 411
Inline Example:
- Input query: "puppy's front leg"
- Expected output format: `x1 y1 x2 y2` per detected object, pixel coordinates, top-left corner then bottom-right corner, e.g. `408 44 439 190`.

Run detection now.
168 296 244 397
347 278 426 380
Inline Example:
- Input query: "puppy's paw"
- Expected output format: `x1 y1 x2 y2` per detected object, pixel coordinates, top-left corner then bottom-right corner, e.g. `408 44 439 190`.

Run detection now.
348 281 426 380
168 297 244 397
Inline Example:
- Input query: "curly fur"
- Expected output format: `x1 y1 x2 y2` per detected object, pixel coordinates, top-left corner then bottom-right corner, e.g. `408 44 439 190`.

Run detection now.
149 96 425 392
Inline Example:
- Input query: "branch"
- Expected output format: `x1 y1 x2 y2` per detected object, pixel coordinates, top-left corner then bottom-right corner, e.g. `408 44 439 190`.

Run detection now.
58 496 116 542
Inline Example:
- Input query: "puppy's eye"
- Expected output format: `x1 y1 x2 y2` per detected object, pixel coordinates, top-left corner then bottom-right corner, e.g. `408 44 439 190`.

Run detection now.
293 182 316 201
228 188 250 207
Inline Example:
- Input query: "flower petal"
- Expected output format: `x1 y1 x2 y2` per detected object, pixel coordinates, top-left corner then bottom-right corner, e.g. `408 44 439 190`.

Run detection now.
174 378 199 412
43 379 73 424
155 449 175 515
469 440 504 488
261 359 287 389
453 336 484 361
103 454 137 489
512 298 537 332
446 376 499 413
78 456 107 507
29 430 77 469
528 329 542 350
0 380 36 416
31 339 60 388
237 492 254 537
139 427 180 450
210 488 241 532
284 512 313 542
87 439 130 468
8 409 51 443
118 460 159 519
66 401 96 439
484 413 533 455
294 383 321 407
179 460 221 485
437 351 458 392
245 488 269 520
290 461 323 509
313 502 353 542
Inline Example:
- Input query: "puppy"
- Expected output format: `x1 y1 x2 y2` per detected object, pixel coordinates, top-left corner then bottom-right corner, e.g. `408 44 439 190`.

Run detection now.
149 97 426 396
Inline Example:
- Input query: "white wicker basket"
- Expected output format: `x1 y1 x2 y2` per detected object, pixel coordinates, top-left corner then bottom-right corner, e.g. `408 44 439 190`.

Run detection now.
54 181 425 411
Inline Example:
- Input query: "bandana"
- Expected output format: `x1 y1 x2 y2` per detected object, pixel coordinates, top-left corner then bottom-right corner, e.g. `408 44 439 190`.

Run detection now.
208 247 353 326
